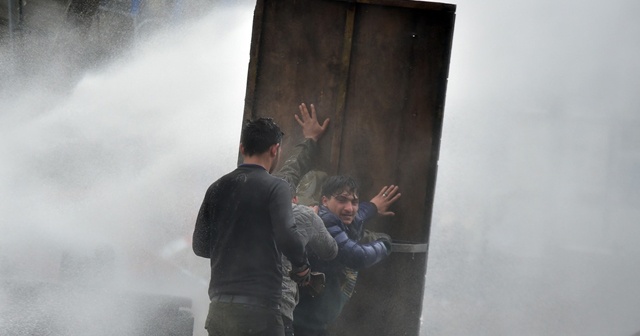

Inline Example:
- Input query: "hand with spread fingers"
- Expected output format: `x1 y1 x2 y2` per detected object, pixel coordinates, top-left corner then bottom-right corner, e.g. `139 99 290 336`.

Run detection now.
295 103 330 142
370 185 401 216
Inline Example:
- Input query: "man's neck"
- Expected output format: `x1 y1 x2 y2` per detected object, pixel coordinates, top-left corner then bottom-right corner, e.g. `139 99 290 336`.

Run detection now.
242 154 272 172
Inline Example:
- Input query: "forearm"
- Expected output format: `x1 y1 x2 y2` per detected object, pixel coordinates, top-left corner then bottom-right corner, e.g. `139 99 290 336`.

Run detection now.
273 139 318 189
322 211 389 269
330 228 389 269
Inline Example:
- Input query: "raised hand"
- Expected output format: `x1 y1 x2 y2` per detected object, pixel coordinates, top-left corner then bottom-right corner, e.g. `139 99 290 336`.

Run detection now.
295 103 330 142
370 185 401 216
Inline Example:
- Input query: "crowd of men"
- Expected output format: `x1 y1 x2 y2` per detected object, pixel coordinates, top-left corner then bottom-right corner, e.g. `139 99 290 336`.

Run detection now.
193 103 401 336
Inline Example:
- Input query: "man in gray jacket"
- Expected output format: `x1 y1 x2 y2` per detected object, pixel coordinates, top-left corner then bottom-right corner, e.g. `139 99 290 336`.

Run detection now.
274 103 337 336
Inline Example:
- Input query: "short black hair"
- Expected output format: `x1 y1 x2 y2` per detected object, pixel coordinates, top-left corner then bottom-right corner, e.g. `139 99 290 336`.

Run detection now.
240 117 284 156
321 175 359 198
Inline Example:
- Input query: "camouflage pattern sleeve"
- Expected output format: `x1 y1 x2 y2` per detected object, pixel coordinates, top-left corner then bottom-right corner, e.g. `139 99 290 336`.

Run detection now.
273 138 318 191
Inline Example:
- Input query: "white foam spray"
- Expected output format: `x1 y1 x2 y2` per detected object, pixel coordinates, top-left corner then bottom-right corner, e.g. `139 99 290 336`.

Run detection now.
0 3 255 335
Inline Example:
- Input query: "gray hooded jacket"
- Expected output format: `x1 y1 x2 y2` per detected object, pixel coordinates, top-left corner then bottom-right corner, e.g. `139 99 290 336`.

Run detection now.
274 138 337 320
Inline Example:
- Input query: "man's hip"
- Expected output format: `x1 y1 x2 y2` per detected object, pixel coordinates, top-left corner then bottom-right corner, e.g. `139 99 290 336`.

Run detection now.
206 298 284 336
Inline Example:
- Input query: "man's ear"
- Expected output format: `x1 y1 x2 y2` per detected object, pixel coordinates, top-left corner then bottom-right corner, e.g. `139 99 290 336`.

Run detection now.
321 196 328 206
239 144 245 155
270 143 280 157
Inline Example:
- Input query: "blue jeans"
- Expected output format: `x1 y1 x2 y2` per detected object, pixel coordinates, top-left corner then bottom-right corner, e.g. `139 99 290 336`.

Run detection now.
206 300 284 336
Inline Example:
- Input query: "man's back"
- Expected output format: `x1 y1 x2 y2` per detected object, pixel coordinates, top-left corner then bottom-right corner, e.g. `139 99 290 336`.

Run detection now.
193 164 306 304
194 117 312 336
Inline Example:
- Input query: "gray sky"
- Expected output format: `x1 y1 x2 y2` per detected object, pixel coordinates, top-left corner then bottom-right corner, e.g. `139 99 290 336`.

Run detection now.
1 1 639 336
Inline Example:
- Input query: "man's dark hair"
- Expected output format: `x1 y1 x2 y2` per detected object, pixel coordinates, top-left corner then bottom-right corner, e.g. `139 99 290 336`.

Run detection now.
240 117 284 156
321 175 359 198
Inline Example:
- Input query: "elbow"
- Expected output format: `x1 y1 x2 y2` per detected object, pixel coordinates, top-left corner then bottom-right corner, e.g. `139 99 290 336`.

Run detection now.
342 245 387 269
319 246 338 261
192 243 209 258
328 246 338 260
328 242 338 260
317 239 338 261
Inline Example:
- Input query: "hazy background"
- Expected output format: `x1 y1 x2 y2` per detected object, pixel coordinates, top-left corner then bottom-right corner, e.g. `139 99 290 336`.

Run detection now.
1 0 639 336
424 1 640 335
1 2 254 335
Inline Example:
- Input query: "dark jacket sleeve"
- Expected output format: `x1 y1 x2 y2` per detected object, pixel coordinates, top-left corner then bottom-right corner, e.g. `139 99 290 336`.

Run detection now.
270 178 309 270
273 138 318 191
356 202 378 223
321 209 390 270
193 184 216 258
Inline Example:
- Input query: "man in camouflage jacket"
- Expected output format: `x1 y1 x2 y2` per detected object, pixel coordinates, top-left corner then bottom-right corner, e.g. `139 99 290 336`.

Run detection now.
274 103 337 336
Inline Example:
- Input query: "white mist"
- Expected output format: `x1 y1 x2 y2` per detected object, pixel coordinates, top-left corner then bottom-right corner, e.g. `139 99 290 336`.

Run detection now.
0 4 254 336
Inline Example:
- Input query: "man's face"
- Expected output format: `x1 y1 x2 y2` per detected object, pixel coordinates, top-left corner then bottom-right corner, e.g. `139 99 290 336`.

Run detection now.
322 190 359 225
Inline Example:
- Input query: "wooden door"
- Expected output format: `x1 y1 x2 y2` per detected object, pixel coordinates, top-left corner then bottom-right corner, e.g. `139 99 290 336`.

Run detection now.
241 1 456 335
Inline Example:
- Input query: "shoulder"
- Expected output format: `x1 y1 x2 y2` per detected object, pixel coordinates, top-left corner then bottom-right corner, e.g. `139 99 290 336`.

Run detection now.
204 169 238 194
318 208 345 234
244 168 289 191
293 205 328 230
293 203 316 219
293 205 325 228
318 206 337 222
269 175 292 196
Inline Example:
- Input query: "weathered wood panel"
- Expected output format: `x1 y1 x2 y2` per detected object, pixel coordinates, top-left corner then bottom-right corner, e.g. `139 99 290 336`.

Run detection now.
242 1 455 335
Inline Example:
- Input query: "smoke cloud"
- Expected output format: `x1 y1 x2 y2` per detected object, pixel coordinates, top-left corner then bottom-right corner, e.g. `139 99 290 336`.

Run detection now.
0 3 254 335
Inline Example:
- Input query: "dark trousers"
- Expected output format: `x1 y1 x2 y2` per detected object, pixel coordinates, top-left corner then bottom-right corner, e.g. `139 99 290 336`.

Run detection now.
206 300 284 336
292 325 328 336
282 316 294 336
